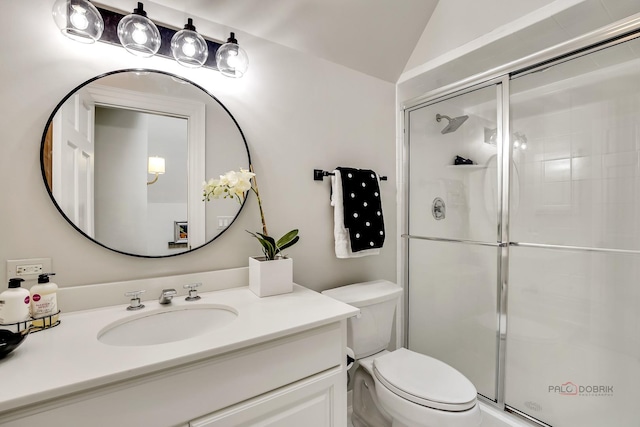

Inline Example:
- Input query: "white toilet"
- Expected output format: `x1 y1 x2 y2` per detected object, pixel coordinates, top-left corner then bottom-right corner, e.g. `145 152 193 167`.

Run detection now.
322 280 482 427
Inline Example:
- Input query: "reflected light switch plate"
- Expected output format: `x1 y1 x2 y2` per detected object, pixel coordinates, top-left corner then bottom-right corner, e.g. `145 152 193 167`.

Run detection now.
217 216 234 230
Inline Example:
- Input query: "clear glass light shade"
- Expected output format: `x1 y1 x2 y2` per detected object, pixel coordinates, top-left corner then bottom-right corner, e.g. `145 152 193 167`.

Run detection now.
171 20 208 68
52 0 104 43
215 33 249 78
117 4 160 57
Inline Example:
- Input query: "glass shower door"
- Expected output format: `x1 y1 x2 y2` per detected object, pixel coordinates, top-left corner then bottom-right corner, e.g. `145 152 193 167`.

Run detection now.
406 83 503 401
506 35 640 426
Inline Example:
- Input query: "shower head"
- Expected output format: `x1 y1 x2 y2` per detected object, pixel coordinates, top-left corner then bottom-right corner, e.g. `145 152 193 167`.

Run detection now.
436 113 469 134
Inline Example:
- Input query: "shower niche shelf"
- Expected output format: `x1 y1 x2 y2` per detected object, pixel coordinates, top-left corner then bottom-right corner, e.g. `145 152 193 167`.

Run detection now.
446 164 486 170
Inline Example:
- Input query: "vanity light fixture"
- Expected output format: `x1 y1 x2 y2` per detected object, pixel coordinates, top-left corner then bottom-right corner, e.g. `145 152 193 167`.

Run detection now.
117 2 161 58
171 18 208 68
215 32 249 78
53 4 248 77
147 156 165 185
52 0 104 43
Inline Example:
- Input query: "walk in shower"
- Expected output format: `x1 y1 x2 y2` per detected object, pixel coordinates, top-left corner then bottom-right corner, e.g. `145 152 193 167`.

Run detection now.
402 19 640 427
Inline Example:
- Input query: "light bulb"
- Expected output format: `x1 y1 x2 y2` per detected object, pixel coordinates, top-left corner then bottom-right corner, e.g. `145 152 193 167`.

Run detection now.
70 6 89 30
520 142 527 150
513 140 520 148
132 24 148 45
227 50 240 67
181 38 196 57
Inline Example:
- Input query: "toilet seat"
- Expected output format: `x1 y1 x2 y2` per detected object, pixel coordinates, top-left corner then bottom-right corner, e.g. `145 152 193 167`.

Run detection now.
372 348 477 412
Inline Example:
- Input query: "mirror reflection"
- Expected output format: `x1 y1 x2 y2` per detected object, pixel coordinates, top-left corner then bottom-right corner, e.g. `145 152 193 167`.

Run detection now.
41 69 250 257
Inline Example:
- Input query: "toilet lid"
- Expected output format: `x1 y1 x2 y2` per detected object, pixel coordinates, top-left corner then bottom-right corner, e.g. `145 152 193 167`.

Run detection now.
372 348 477 411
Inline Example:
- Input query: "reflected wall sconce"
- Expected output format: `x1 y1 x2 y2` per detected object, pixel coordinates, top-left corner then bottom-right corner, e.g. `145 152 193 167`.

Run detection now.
52 0 104 43
484 128 528 150
117 2 160 57
52 2 248 76
512 132 528 150
147 156 165 185
215 32 249 78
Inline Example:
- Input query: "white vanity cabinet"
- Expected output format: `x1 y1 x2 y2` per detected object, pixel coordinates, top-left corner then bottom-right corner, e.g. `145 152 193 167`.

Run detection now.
0 322 348 427
0 283 358 427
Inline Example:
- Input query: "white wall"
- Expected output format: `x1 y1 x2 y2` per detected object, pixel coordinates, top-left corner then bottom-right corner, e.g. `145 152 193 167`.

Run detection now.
0 1 396 291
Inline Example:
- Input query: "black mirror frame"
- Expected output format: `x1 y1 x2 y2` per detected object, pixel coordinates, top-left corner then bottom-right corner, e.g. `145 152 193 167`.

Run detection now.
40 68 252 258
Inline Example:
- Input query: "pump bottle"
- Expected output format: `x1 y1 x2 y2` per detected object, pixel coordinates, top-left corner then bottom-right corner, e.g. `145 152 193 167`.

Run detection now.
31 273 59 328
0 278 31 333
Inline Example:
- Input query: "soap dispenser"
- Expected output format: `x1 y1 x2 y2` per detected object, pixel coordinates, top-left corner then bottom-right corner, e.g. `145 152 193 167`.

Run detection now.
0 278 31 333
31 273 59 328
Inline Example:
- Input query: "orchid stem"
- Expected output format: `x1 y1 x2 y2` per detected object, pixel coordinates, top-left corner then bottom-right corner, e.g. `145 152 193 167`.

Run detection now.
250 165 268 236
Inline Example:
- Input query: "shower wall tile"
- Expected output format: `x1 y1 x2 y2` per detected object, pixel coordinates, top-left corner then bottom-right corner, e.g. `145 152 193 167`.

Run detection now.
605 124 637 154
542 181 571 207
543 158 571 181
570 131 598 157
602 151 638 178
542 133 571 160
602 176 636 204
571 180 602 206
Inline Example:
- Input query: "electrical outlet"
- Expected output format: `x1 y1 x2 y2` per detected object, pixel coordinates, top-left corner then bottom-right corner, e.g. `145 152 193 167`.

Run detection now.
17 264 43 276
6 258 52 283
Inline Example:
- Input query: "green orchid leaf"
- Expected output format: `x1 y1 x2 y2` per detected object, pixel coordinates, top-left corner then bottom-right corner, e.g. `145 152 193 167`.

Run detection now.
278 235 299 252
276 229 299 248
257 238 276 258
247 230 277 259
255 232 276 250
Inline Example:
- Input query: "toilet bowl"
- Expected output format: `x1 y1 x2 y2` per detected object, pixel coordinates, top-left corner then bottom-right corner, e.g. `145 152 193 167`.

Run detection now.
322 280 482 427
361 349 481 427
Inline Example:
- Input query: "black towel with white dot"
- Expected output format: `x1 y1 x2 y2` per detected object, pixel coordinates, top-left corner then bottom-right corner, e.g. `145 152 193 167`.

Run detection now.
337 167 385 252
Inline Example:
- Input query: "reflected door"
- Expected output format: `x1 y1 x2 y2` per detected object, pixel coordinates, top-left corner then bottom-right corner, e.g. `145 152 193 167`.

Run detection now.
52 88 95 237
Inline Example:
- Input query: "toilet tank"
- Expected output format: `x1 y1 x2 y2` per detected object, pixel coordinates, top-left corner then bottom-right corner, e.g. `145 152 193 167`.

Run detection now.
322 280 402 359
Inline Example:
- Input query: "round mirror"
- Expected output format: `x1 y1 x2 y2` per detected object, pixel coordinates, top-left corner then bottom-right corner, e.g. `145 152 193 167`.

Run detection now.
41 69 251 257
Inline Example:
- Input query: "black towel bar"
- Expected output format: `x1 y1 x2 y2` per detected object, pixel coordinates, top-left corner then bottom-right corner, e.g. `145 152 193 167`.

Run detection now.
313 169 387 181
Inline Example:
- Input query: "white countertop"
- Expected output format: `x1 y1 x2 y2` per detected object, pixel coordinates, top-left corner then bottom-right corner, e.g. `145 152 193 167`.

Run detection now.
0 284 358 414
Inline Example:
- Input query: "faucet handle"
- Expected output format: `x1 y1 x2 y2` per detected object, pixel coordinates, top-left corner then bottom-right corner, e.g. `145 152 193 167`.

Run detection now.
125 290 146 311
184 282 202 301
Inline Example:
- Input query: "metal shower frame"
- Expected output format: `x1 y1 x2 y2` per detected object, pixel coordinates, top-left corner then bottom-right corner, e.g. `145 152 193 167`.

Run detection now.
400 12 640 426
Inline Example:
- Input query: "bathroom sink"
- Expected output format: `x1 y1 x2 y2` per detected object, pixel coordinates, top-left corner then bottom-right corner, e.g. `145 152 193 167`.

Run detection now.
97 304 238 347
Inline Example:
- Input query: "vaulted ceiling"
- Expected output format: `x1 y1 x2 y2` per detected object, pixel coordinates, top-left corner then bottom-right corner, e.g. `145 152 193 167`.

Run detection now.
145 0 439 82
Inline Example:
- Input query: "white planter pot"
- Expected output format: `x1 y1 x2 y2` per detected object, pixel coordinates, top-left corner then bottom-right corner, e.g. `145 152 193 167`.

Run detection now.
248 256 293 297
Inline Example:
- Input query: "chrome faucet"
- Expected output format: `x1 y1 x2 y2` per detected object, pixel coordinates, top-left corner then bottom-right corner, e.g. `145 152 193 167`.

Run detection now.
159 288 177 304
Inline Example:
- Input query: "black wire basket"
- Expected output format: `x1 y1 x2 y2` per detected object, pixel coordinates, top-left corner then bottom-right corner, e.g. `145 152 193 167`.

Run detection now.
0 311 60 359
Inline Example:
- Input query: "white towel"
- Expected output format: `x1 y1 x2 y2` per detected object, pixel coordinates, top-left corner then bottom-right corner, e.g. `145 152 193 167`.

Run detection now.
331 170 380 258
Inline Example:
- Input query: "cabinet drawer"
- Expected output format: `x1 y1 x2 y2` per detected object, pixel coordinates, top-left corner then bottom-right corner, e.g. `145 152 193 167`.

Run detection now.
190 368 343 427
